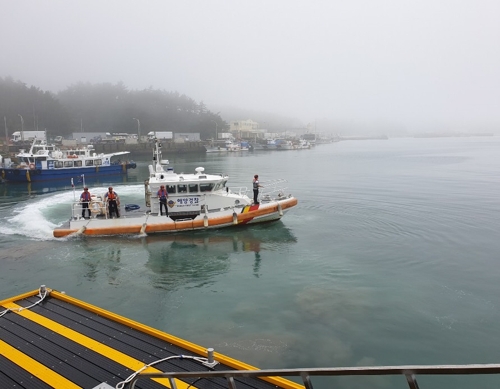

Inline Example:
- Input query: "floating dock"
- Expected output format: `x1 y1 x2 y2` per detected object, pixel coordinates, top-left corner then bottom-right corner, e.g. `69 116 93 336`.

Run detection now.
0 286 302 389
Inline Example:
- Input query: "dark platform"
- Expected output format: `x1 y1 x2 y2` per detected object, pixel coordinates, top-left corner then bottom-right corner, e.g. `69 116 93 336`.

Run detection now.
0 288 301 389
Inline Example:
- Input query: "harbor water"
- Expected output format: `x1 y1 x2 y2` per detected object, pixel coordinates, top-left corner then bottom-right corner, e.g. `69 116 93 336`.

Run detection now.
1 137 500 389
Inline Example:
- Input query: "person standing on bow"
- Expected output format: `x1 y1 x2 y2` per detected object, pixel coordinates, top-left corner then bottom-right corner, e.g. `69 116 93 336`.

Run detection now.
253 174 262 204
105 186 120 218
80 187 91 219
157 185 169 217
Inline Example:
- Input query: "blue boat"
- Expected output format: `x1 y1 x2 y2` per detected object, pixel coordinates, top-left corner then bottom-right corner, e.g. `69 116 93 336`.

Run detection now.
0 139 136 183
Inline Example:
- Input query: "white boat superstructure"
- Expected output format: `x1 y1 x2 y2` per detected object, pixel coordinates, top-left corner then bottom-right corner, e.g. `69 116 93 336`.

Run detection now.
11 139 131 168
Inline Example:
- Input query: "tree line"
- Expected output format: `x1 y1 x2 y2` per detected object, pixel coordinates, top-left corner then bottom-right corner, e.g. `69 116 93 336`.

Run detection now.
0 77 227 140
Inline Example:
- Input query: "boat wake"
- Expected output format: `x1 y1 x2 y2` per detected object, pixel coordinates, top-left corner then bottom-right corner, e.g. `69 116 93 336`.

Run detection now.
0 185 144 241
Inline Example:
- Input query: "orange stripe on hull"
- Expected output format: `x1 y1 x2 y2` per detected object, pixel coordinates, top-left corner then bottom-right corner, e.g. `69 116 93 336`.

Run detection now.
145 223 177 233
174 220 194 230
282 197 298 209
208 215 233 226
85 225 144 235
53 229 78 238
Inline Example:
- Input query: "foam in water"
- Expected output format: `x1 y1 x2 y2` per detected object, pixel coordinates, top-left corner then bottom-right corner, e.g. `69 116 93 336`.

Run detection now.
0 185 144 241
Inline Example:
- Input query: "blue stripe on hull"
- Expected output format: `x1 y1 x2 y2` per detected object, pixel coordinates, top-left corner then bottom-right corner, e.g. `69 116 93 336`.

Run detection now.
1 166 129 183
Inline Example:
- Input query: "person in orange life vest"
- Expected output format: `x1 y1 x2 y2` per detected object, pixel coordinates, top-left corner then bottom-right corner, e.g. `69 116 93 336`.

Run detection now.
104 186 120 218
157 185 169 216
80 187 91 218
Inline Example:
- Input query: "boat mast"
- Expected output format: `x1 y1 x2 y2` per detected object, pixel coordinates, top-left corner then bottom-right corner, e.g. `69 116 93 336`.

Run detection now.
28 137 37 154
152 138 162 170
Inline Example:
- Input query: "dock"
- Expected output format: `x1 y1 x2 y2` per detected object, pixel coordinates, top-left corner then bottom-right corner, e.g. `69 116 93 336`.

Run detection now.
2 287 499 388
0 286 302 389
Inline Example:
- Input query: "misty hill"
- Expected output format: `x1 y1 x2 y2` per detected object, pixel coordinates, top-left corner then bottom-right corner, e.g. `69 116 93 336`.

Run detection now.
0 77 227 140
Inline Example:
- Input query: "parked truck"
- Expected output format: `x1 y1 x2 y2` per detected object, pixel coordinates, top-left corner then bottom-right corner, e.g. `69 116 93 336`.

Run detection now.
147 131 173 141
11 131 46 143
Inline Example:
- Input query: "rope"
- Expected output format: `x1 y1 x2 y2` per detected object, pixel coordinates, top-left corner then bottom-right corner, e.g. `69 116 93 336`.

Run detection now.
0 285 49 318
115 355 212 389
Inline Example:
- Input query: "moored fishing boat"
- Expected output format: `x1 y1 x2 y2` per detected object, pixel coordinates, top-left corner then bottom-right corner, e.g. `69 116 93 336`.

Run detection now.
275 139 295 150
296 139 311 149
204 139 249 152
0 138 136 183
53 139 297 237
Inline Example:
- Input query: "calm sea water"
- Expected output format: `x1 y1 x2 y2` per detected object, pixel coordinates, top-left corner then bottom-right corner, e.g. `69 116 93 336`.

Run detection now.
1 137 500 389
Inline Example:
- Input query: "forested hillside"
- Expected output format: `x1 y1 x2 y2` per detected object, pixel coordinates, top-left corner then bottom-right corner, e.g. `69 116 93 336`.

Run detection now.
0 77 227 139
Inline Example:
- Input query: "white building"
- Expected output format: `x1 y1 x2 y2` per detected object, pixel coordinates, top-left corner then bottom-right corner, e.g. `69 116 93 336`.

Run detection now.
229 119 265 138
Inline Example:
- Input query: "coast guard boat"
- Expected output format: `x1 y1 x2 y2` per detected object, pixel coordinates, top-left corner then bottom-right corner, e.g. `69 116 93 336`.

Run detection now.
0 138 136 183
53 139 297 237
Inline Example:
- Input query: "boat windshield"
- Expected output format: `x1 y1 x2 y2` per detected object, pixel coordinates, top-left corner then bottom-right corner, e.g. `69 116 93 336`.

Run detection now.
200 183 215 192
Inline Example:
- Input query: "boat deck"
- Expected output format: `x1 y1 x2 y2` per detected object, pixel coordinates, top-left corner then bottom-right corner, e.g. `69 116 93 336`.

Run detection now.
0 287 302 389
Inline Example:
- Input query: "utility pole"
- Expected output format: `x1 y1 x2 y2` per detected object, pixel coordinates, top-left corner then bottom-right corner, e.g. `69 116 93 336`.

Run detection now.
210 120 218 140
18 114 24 142
4 116 8 153
133 118 141 142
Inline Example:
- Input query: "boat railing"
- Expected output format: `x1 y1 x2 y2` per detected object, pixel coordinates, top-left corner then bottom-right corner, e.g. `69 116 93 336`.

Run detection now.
128 363 500 389
259 178 289 201
71 200 109 219
228 186 249 196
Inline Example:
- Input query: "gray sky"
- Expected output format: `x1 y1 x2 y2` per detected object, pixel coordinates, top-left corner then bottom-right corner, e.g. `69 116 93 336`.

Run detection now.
2 0 500 131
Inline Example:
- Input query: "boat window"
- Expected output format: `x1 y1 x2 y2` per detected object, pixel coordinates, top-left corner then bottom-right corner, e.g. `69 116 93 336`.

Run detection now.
85 160 94 166
94 159 102 166
188 184 198 193
200 183 215 192
64 161 73 167
177 184 187 193
74 160 82 167
54 161 64 168
166 185 176 194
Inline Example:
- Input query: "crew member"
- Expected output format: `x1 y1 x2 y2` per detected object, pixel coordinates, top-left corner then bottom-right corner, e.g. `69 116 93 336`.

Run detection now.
253 174 262 204
157 185 169 216
80 187 91 218
105 186 120 218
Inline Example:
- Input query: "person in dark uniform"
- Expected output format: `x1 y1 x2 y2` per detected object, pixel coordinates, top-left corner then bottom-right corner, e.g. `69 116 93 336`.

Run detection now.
253 174 262 204
80 187 91 219
157 185 169 216
105 186 120 218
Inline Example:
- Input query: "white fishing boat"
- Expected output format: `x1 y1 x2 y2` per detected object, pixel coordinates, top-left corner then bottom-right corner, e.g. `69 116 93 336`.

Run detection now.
53 140 297 237
204 139 249 152
205 139 234 153
296 139 311 149
250 139 278 150
275 139 295 150
0 138 136 183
